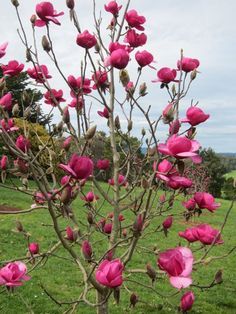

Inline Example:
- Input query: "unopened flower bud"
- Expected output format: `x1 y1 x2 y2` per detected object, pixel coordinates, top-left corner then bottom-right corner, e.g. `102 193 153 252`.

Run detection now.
11 0 19 7
133 214 143 237
60 186 72 204
115 115 121 130
26 49 32 62
12 103 20 116
87 212 94 225
146 263 156 282
171 84 176 96
162 103 175 124
0 78 6 92
16 220 24 232
82 240 92 261
119 69 130 87
42 35 51 52
95 42 100 53
141 128 146 136
139 82 147 96
62 106 70 123
66 0 75 10
57 121 64 132
127 120 133 131
191 69 197 80
214 270 223 284
30 14 37 25
85 125 97 140
23 107 31 119
130 293 138 308
29 242 39 255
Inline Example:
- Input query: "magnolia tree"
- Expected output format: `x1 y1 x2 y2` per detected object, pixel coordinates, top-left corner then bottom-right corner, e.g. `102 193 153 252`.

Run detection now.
0 1 234 313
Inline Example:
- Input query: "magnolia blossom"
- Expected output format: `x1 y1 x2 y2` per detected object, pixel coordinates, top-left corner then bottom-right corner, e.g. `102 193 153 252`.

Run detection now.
135 50 154 67
96 159 110 170
29 242 39 255
0 262 30 287
82 241 93 260
97 107 109 119
177 57 200 73
182 106 210 126
1 60 24 76
158 247 194 289
15 135 31 153
0 155 8 171
194 192 221 212
35 1 64 27
68 75 91 96
153 67 178 84
76 30 97 49
125 29 147 48
183 198 196 211
0 93 13 111
125 9 146 31
92 70 109 91
59 154 93 180
104 1 122 15
68 97 84 110
106 48 130 69
0 42 8 58
27 65 52 83
103 223 113 234
158 134 201 164
44 89 65 106
96 259 124 288
162 216 173 229
82 191 99 203
180 291 195 312
65 226 77 242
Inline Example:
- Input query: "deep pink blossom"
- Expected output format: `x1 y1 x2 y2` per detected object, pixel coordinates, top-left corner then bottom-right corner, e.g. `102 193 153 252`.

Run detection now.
44 89 65 106
162 216 173 229
180 291 195 312
27 65 52 83
62 136 72 151
82 191 99 203
92 70 109 91
103 223 113 234
0 262 30 287
76 30 97 49
125 29 147 48
0 118 18 133
0 42 8 58
194 192 221 212
108 174 127 186
158 134 201 163
1 60 24 77
82 240 93 260
135 50 154 67
35 2 64 27
125 10 146 31
0 93 13 111
183 198 196 211
182 106 210 126
177 57 200 73
169 119 181 135
28 242 39 255
0 155 8 170
68 97 84 110
104 1 122 15
96 259 124 288
106 48 130 69
68 75 91 95
97 107 109 119
96 159 110 170
179 228 198 243
59 154 93 180
158 247 194 289
153 67 178 84
15 135 31 153
65 226 77 242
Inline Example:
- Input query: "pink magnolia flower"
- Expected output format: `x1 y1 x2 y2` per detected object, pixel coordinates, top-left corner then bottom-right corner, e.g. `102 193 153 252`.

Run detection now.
34 191 52 204
0 262 30 287
68 97 84 110
62 136 72 151
158 134 201 164
82 240 93 260
76 30 97 49
125 29 147 48
59 154 93 180
194 224 223 245
0 155 8 171
27 65 52 83
158 247 194 289
103 222 113 234
162 216 173 229
109 42 130 53
0 42 8 58
177 57 200 73
169 120 181 135
194 192 221 212
97 107 109 119
15 135 31 153
135 50 154 68
0 119 19 133
133 214 143 235
1 60 24 77
82 191 99 203
44 89 65 106
65 226 77 242
108 174 127 186
183 198 196 211
179 228 198 243
182 106 210 126
180 291 195 312
92 70 109 91
104 1 122 15
0 93 13 111
68 75 91 95
35 2 64 27
96 159 110 170
159 194 166 203
167 176 192 190
106 48 130 69
125 10 146 31
153 67 178 84
28 242 39 255
96 259 124 288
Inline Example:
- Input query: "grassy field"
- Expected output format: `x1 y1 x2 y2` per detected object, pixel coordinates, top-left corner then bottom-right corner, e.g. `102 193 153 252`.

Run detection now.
0 181 235 314
224 170 236 179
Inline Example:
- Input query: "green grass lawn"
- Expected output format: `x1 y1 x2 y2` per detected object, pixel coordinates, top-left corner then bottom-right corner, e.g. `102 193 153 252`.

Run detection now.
224 170 236 179
0 182 236 314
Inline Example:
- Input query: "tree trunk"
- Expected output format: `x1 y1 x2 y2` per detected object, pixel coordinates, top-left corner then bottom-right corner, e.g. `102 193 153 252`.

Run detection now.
96 291 108 314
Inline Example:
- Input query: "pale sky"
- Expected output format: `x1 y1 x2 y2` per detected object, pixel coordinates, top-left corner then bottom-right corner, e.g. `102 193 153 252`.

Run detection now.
0 0 235 153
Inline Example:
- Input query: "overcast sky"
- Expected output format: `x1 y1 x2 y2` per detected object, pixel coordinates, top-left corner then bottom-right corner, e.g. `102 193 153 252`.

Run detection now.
0 0 235 153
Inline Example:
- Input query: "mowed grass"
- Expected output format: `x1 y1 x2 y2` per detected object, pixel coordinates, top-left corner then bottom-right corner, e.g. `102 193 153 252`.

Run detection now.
224 170 236 179
0 181 236 314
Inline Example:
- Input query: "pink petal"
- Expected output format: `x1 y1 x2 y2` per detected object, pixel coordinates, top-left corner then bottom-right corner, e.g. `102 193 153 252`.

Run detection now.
169 276 192 289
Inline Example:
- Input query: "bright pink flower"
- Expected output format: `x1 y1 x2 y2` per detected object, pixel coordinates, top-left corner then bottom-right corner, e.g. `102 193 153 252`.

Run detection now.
194 224 223 245
125 10 146 31
44 89 65 106
162 216 173 229
182 106 210 126
28 242 39 255
183 198 196 211
135 50 153 67
107 48 130 69
68 75 91 95
35 2 64 27
133 214 143 235
34 192 52 204
15 135 31 153
96 159 110 170
76 30 97 49
167 176 192 190
82 191 99 203
103 223 113 234
180 291 195 312
96 259 124 288
97 107 109 119
169 120 181 135
177 57 200 73
158 134 201 163
194 192 220 212
82 240 93 260
159 194 166 203
0 155 8 170
1 60 24 76
125 29 147 48
68 97 84 109
179 228 198 243
0 42 8 58
153 67 178 84
0 119 19 133
62 136 72 151
0 262 30 287
125 81 134 93
108 174 127 186
92 70 109 91
158 247 194 289
27 65 52 83
59 154 93 180
104 1 122 15
0 93 13 111
65 226 77 242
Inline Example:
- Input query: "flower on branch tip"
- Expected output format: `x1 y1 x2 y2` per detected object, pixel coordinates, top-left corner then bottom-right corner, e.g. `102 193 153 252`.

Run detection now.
104 1 122 16
0 262 31 287
35 1 64 27
96 259 124 288
76 30 97 49
27 65 52 83
194 192 221 212
181 106 210 126
125 9 146 31
152 67 178 84
177 57 200 73
44 89 65 106
0 42 8 58
1 60 24 77
180 291 195 312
